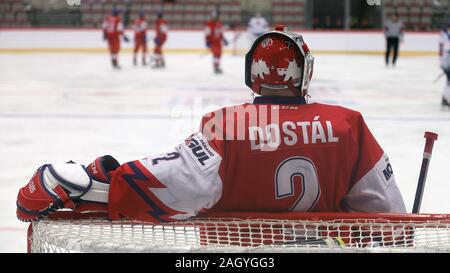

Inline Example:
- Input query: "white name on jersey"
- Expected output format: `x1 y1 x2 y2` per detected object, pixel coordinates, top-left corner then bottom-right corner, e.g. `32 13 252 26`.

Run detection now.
249 116 339 151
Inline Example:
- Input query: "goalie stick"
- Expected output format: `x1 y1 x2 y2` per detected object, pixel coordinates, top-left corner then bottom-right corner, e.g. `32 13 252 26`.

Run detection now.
412 131 438 213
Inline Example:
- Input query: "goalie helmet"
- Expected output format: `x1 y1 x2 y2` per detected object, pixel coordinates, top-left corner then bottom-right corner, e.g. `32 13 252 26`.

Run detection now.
245 25 314 97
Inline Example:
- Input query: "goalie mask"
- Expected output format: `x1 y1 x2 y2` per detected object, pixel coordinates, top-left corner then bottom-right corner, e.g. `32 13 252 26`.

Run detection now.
245 25 314 97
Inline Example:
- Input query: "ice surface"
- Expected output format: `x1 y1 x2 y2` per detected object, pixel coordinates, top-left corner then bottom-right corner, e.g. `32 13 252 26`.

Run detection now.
0 52 449 252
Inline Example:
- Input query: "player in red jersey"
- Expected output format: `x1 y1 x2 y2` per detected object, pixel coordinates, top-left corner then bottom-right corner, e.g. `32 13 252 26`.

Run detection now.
102 8 129 69
205 11 228 74
152 11 168 68
17 26 406 224
132 11 148 66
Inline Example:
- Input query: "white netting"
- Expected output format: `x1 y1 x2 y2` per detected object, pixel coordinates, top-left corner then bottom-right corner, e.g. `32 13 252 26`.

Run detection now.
29 214 450 253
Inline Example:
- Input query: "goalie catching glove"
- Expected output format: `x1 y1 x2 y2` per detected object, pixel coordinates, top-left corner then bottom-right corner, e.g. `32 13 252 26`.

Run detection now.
16 155 120 222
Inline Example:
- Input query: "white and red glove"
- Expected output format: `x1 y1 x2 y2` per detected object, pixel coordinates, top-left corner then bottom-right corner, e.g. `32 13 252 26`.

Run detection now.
16 155 120 222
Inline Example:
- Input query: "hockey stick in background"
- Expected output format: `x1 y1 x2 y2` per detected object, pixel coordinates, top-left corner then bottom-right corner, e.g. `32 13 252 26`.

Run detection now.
231 31 242 56
412 131 438 213
199 50 210 58
433 72 445 83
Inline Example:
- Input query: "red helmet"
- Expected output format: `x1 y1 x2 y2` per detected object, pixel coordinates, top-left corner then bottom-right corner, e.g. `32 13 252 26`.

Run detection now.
245 25 314 97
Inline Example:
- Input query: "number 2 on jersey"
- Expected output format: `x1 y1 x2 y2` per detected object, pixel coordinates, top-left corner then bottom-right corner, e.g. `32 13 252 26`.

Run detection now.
275 157 321 211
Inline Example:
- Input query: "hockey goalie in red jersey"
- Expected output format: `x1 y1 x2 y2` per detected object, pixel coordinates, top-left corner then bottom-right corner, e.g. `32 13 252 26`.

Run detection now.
16 25 406 224
102 8 129 69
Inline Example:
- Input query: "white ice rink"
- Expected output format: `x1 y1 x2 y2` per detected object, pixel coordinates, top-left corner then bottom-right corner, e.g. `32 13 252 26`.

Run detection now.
0 51 449 252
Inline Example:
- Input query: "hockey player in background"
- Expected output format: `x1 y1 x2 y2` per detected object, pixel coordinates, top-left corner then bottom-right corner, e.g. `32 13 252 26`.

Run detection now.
247 12 269 43
439 19 450 108
102 8 129 69
384 13 404 67
17 25 406 224
205 10 228 74
132 11 148 66
151 11 168 69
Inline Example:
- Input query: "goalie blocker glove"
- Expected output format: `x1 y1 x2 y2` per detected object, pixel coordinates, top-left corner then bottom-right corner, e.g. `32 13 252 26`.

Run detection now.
16 155 120 222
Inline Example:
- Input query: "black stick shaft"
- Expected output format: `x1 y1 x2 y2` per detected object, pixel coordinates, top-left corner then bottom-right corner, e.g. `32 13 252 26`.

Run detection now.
412 132 438 213
412 158 430 213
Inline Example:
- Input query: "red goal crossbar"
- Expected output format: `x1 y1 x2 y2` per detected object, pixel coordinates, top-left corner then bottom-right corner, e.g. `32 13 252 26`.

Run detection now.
198 211 450 222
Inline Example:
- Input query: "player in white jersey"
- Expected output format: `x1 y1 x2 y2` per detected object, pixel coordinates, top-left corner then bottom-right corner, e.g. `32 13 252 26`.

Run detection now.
248 12 269 43
384 14 404 67
439 19 450 107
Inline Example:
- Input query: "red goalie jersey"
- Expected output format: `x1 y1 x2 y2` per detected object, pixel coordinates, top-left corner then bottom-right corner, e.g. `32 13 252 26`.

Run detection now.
16 26 406 224
108 97 406 222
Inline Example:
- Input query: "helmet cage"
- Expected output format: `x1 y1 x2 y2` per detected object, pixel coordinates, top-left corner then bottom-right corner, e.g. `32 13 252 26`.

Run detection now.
245 29 314 97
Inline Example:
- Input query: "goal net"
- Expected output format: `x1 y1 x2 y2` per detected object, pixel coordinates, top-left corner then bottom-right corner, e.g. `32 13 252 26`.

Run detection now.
28 212 450 253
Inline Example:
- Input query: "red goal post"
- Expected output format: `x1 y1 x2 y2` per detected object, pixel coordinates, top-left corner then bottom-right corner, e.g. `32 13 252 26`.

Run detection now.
28 212 450 253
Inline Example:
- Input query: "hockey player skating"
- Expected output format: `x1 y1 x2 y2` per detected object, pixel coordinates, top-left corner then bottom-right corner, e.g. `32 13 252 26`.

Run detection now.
102 8 129 70
17 25 406 224
132 11 148 66
152 11 168 69
205 11 228 74
247 12 269 43
439 19 450 108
